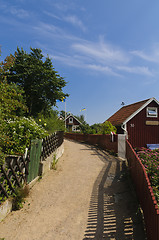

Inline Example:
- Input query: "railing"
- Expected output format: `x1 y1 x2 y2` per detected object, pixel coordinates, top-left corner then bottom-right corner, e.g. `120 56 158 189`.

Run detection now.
126 139 159 240
0 155 29 202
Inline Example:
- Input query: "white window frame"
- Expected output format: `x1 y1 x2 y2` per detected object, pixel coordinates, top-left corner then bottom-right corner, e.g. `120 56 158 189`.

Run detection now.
147 107 158 118
72 125 76 131
69 117 73 123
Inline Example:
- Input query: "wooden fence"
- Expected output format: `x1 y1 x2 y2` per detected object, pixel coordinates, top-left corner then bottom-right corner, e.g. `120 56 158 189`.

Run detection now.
64 133 118 153
0 131 64 203
41 131 64 161
0 155 29 202
126 139 159 240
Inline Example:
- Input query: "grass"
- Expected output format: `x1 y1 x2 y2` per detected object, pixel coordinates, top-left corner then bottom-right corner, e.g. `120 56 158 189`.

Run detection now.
12 185 29 210
51 154 58 170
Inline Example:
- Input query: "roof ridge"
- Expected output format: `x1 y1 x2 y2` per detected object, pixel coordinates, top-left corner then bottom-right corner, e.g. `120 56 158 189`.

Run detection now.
107 98 158 126
122 98 151 108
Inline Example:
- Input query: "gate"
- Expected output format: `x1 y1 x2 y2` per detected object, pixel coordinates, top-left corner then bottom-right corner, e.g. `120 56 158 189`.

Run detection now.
27 139 42 183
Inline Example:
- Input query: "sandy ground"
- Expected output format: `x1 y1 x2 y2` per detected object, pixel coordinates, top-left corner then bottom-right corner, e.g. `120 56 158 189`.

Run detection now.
0 139 146 240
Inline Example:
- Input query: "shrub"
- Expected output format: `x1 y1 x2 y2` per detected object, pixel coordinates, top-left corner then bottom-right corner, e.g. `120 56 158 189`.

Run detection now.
35 110 65 133
0 117 48 157
137 148 159 204
100 121 117 135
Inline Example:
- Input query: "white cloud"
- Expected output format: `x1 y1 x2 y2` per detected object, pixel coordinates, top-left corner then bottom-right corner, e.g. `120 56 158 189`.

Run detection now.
43 11 61 20
131 50 155 62
116 65 153 76
0 1 29 19
64 15 86 32
52 2 74 12
34 22 83 43
53 53 120 76
34 22 155 78
34 22 65 38
9 7 29 18
44 11 86 32
131 44 159 63
72 39 129 65
87 64 121 77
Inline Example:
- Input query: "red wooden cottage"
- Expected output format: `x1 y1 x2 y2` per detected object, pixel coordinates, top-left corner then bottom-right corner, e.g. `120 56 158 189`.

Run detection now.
107 98 159 148
65 114 82 132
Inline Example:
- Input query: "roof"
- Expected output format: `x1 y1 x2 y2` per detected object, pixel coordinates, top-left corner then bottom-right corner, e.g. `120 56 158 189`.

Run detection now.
65 114 82 125
107 98 159 126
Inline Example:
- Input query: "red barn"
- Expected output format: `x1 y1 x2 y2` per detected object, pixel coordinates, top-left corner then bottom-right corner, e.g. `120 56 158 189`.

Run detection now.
107 98 159 148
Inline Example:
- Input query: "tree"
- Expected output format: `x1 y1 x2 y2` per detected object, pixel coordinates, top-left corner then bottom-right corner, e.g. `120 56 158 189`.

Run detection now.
0 81 27 119
100 121 116 134
36 109 65 133
0 53 15 81
6 47 68 116
90 123 102 133
0 53 27 119
75 114 86 124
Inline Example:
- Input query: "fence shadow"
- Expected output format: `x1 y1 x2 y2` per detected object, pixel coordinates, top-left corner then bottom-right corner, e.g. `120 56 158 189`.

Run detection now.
82 145 146 240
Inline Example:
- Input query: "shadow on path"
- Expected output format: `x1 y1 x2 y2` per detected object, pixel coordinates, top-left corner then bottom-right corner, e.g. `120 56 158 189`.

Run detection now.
82 145 146 240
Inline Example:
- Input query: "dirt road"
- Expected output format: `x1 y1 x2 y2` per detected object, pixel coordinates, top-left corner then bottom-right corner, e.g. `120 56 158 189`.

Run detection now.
0 139 146 240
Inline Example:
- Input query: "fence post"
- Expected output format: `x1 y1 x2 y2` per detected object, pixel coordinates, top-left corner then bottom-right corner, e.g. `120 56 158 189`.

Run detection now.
27 139 42 183
118 134 126 159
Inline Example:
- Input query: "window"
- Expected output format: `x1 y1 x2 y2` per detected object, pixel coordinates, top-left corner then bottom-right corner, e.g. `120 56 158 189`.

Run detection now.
72 125 76 131
147 107 158 117
69 117 73 123
72 125 80 132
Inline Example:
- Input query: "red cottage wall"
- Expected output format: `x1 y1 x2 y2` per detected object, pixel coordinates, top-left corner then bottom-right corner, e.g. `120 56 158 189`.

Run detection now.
127 101 159 148
66 118 80 126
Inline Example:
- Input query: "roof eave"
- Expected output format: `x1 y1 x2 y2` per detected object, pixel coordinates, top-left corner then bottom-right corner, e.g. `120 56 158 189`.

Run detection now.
123 97 158 125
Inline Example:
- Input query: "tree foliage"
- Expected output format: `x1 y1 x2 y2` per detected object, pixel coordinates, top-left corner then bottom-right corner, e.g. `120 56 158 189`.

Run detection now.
0 81 27 119
80 121 116 135
36 109 65 133
100 121 116 134
6 47 68 116
0 53 15 81
0 47 67 165
75 114 86 124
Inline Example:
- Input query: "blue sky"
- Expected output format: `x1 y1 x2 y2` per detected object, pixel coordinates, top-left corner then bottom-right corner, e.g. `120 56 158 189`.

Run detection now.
1 0 159 125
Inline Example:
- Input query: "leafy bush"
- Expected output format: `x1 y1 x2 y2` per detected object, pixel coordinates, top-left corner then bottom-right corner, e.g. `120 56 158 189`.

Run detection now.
35 110 65 133
80 121 117 135
0 117 48 157
137 148 159 205
100 121 117 135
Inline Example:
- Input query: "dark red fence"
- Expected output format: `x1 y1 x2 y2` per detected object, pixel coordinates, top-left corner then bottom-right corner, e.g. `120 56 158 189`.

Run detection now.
64 133 118 153
126 139 159 240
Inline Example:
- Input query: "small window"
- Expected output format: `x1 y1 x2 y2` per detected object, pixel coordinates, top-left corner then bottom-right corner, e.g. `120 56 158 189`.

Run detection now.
69 117 73 123
147 107 158 117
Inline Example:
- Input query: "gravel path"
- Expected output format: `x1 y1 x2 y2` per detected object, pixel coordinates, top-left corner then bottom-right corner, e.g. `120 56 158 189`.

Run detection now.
0 139 146 240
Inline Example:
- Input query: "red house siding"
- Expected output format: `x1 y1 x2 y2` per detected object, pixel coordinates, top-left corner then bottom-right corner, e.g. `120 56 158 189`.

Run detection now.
66 118 79 125
127 101 159 148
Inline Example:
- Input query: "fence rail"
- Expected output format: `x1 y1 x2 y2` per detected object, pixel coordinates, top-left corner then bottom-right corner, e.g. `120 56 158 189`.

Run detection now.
126 139 159 240
0 131 64 203
41 131 64 161
0 155 29 201
64 133 118 153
